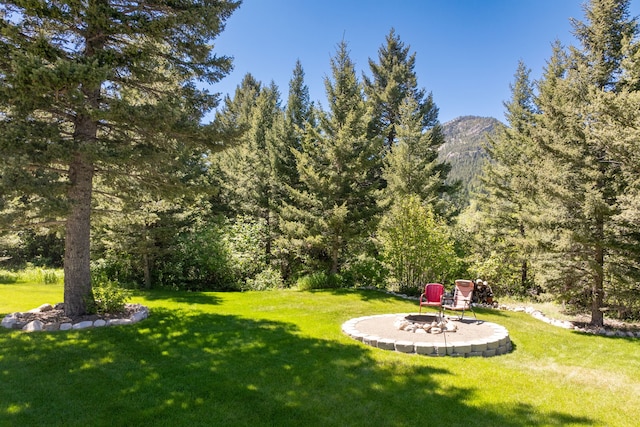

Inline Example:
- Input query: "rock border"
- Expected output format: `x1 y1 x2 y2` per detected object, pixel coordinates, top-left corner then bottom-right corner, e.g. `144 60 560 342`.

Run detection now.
502 305 640 338
342 313 512 357
1 303 149 332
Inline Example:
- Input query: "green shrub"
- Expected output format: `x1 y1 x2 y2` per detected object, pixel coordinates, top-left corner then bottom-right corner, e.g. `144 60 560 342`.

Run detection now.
149 215 267 291
89 278 132 314
297 271 343 290
42 269 61 284
0 270 18 284
242 267 284 291
92 214 274 291
225 215 269 284
394 282 423 297
379 196 461 290
342 255 387 288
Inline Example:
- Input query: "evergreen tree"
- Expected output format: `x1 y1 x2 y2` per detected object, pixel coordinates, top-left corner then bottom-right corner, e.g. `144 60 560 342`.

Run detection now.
365 29 454 216
212 76 282 261
0 1 239 315
382 96 452 214
270 62 314 278
588 87 640 318
92 144 213 289
532 0 638 326
475 61 540 292
364 28 436 152
210 73 262 215
278 60 314 194
282 41 381 274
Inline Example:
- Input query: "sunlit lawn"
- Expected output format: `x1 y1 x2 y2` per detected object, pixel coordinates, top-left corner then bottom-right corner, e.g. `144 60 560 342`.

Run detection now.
1 282 638 426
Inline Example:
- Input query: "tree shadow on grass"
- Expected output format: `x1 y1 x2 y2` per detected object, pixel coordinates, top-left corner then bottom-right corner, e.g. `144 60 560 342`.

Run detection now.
134 289 222 306
0 308 594 427
319 287 417 302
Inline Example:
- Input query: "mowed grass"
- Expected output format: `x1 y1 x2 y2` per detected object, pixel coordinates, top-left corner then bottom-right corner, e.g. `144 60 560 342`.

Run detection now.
1 283 638 426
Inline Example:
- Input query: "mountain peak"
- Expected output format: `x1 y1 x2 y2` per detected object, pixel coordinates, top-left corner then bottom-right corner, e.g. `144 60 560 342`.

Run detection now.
439 116 504 207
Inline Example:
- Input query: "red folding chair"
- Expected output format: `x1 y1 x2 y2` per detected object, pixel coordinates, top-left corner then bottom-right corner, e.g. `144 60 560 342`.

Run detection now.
419 283 444 316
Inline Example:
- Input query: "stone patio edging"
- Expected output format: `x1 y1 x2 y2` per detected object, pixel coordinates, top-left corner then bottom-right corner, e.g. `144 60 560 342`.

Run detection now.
342 313 512 357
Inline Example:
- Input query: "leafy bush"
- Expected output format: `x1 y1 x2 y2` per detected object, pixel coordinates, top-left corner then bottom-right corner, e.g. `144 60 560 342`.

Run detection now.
89 278 132 314
93 214 277 292
379 196 461 291
297 271 343 290
0 270 18 284
224 215 269 283
242 267 284 291
0 229 64 268
342 254 387 288
163 221 237 291
90 257 138 289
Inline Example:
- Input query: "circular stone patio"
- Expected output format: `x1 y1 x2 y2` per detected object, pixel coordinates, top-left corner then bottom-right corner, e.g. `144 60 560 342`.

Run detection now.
342 313 512 357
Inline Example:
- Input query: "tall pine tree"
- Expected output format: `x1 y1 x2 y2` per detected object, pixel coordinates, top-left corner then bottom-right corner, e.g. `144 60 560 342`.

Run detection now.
382 96 451 214
532 0 638 325
364 28 437 153
365 29 454 216
0 0 239 315
282 41 381 274
475 61 541 292
213 76 283 261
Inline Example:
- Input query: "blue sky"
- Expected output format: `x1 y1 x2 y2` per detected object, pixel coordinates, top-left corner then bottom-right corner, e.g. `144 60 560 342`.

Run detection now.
209 0 640 123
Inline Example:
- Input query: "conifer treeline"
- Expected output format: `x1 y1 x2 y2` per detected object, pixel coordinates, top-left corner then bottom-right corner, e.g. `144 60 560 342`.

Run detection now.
474 0 640 325
210 31 456 281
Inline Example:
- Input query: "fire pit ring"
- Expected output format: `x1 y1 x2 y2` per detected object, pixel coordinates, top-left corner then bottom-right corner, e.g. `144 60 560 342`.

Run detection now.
342 313 511 357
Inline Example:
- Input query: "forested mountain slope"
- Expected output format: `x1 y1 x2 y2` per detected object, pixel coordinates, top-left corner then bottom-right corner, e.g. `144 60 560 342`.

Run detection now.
439 115 504 207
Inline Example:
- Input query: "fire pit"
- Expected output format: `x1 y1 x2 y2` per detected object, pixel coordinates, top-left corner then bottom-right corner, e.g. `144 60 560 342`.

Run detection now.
342 313 511 357
396 314 457 334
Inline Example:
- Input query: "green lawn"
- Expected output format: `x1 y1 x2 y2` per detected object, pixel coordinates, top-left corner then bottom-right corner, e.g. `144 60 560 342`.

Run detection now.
1 283 638 426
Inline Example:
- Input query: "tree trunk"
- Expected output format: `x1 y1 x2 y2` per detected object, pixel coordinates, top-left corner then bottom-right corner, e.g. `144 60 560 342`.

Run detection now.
63 1 104 316
519 222 527 290
141 226 152 289
64 152 95 316
143 253 152 289
590 171 607 327
591 243 605 327
264 208 272 264
330 241 340 275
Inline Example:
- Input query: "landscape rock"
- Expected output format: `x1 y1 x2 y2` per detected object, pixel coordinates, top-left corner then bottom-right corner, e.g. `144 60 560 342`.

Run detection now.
444 322 458 332
37 303 54 312
131 309 148 323
23 320 44 332
72 321 94 330
499 305 638 339
1 314 17 329
108 318 132 326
